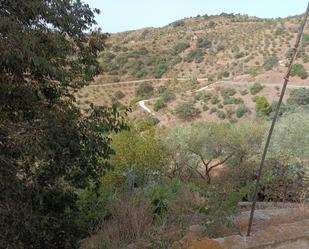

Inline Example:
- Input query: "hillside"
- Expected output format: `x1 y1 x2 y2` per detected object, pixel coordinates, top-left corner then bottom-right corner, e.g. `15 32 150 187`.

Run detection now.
76 13 309 126
97 13 309 83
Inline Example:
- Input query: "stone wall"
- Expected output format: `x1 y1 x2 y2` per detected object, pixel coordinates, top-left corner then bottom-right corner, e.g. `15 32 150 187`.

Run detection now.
188 219 309 249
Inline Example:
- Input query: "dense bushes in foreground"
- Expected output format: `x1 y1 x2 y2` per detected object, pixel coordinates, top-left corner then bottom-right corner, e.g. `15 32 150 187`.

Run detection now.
80 112 309 248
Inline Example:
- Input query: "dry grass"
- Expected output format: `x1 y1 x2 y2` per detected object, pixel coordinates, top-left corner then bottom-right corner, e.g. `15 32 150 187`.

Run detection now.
80 192 153 249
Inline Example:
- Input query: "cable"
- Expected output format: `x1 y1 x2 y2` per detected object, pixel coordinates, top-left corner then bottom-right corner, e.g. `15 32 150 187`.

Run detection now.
246 1 309 237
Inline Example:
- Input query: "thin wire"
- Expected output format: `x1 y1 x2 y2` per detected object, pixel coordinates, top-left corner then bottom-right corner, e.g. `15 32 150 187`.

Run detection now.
246 1 309 237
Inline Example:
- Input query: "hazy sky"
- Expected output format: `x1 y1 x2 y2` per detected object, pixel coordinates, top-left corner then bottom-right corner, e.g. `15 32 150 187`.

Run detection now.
85 0 309 33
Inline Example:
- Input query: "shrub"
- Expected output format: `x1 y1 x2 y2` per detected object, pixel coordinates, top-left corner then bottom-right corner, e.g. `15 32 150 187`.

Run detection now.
172 20 185 28
235 105 249 118
288 88 309 105
216 110 226 119
161 90 176 103
135 82 154 97
290 64 308 79
222 71 230 78
196 37 212 49
203 104 209 111
115 55 128 65
220 88 236 98
250 83 264 95
113 90 125 100
263 57 278 71
255 96 272 116
174 101 201 120
203 92 213 103
173 42 190 54
211 95 220 105
240 89 249 96
154 99 166 111
185 48 205 63
154 61 168 78
134 70 146 78
210 107 217 114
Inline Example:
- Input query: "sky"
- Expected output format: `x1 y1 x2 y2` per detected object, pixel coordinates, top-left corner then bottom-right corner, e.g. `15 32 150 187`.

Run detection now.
85 0 309 33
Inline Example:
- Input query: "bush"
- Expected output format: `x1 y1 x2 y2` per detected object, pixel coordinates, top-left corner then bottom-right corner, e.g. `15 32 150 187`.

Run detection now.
240 89 249 96
154 99 166 111
288 88 309 105
216 110 226 119
185 48 205 63
172 20 185 28
202 104 209 111
154 61 168 78
113 90 125 100
173 42 190 54
263 57 278 71
174 101 201 120
250 83 264 95
135 82 154 97
235 105 249 118
290 64 308 79
161 90 176 103
196 37 212 49
220 88 236 98
210 107 217 114
255 96 272 116
222 71 230 78
211 95 220 105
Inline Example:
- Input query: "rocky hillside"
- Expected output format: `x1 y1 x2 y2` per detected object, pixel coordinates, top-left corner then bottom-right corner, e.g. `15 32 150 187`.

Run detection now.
97 13 309 84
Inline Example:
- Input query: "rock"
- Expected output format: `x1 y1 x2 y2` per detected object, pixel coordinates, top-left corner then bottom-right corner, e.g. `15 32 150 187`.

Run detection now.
170 225 205 249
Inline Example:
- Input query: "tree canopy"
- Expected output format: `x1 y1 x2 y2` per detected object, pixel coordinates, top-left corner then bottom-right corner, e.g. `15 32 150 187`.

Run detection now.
0 1 127 248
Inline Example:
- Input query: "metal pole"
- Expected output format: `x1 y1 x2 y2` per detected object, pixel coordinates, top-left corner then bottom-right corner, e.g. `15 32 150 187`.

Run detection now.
246 1 309 237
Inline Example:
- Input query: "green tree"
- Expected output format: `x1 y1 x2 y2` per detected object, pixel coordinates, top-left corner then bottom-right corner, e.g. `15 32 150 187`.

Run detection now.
135 82 154 97
0 1 127 248
255 96 272 116
109 128 168 187
290 64 308 79
174 101 201 120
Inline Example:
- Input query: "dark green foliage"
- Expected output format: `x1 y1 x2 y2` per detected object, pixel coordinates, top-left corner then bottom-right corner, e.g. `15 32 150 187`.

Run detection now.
161 90 176 103
154 99 166 111
196 37 212 49
115 55 129 65
185 48 205 63
173 42 190 54
263 57 278 71
172 20 185 28
203 104 209 111
174 102 201 120
216 110 226 119
234 52 245 59
0 1 129 248
290 64 308 79
113 90 125 100
210 107 218 114
250 83 264 95
235 105 249 118
222 71 230 78
135 82 154 97
211 95 220 105
255 96 272 116
153 59 168 78
220 88 236 98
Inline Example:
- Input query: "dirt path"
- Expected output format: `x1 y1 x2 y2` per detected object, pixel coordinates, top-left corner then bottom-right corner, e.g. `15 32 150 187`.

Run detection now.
138 80 309 123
